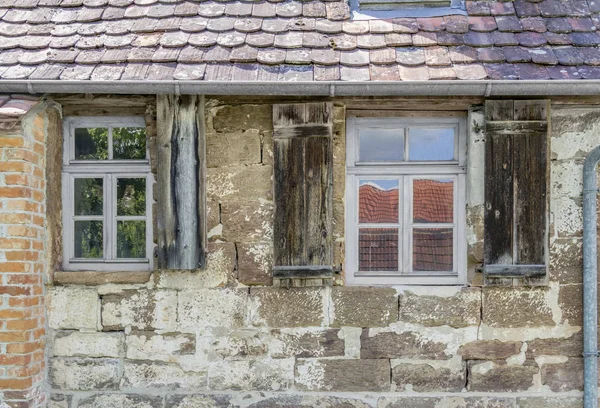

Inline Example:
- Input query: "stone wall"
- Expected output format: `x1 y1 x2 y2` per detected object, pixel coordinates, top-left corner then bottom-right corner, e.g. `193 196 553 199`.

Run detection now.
0 105 52 407
42 98 599 408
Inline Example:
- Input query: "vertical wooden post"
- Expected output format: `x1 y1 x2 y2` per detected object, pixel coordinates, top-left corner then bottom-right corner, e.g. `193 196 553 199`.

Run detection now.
156 95 206 270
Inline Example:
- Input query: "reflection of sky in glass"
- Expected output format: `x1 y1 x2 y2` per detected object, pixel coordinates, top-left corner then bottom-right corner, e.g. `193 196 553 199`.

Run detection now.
409 128 454 161
359 129 404 161
360 179 399 190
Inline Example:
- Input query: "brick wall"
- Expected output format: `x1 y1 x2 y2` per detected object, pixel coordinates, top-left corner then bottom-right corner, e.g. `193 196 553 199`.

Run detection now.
0 109 48 408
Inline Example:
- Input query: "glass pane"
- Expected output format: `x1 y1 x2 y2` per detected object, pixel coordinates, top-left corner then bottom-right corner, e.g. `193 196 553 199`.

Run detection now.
74 178 103 215
413 179 454 224
359 128 404 162
117 221 146 258
74 220 103 258
117 178 146 216
413 228 453 272
359 180 399 223
408 128 455 161
74 128 108 160
359 228 398 271
113 127 147 160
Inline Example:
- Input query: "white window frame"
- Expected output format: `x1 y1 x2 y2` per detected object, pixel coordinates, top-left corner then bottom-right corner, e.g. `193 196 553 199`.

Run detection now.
61 116 153 272
345 116 467 286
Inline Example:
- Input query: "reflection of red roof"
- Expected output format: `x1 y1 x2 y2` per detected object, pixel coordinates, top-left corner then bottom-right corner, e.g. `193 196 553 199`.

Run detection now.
358 180 454 272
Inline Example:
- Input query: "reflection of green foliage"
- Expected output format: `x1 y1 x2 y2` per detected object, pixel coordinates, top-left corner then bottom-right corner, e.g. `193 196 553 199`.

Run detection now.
117 221 146 258
114 127 146 160
74 178 103 215
75 128 108 160
75 221 103 258
117 178 146 216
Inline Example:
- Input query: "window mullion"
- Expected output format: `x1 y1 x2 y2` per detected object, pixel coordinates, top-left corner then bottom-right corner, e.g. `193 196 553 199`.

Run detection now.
402 175 410 275
108 127 113 160
105 174 114 261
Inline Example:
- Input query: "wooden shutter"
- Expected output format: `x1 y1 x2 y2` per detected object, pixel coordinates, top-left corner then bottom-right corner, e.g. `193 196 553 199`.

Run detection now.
156 95 206 270
272 102 333 286
483 100 549 278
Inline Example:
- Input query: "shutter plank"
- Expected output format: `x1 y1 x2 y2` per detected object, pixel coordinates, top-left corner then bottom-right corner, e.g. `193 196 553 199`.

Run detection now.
484 129 514 265
156 95 206 270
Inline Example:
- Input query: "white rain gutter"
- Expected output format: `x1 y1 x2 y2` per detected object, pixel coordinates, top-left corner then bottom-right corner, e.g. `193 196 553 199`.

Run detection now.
2 79 600 96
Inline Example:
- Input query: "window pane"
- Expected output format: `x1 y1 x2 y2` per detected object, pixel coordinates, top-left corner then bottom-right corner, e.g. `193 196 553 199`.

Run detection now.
359 228 398 271
74 220 103 258
413 179 453 224
117 221 146 258
74 128 108 160
412 228 453 272
117 178 146 216
113 127 147 160
74 178 103 216
359 180 399 223
408 128 454 161
359 128 404 161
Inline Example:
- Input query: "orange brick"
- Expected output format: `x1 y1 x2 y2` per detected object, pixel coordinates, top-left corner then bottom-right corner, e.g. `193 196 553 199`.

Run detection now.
32 190 44 203
31 241 43 251
6 341 43 354
0 378 33 390
0 354 31 366
0 331 30 342
0 162 32 173
4 175 30 186
8 363 43 379
32 327 45 340
32 167 43 178
0 286 32 296
4 149 38 164
6 319 39 331
33 142 44 156
5 274 40 285
5 251 39 261
0 309 31 319
0 137 24 148
0 187 32 199
0 238 31 250
9 296 39 307
0 213 31 224
33 114 44 129
0 262 28 273
32 216 44 227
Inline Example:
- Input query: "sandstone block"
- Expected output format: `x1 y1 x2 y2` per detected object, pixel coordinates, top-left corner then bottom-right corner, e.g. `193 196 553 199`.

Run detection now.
178 288 248 331
249 287 324 327
126 331 196 362
270 328 344 358
207 165 273 202
203 329 269 359
558 284 583 326
379 396 514 408
517 397 583 408
549 237 583 284
207 130 261 168
237 242 273 286
399 288 481 328
207 199 220 239
220 200 273 242
541 357 583 392
331 287 397 328
208 358 294 391
48 394 71 408
459 340 522 360
333 164 345 200
156 243 236 289
166 394 232 408
295 359 390 392
467 360 538 392
526 332 583 358
551 196 582 237
78 394 163 408
52 331 124 358
50 358 120 391
361 330 449 359
47 287 98 330
482 287 555 328
550 160 583 198
211 104 272 133
247 395 373 408
122 361 207 390
101 289 177 331
261 130 274 165
391 361 465 392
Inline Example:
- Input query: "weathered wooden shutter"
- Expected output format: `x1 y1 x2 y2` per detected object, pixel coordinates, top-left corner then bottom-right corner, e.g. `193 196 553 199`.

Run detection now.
483 100 549 278
156 95 206 270
272 102 333 286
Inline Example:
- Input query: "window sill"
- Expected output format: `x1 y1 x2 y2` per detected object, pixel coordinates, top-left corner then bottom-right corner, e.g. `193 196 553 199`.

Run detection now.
53 271 152 286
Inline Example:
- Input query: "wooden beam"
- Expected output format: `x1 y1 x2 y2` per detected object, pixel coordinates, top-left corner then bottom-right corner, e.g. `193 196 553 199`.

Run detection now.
156 95 206 270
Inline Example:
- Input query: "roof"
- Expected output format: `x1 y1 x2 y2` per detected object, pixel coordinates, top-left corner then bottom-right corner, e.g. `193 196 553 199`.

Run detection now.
1 0 600 83
0 95 40 129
